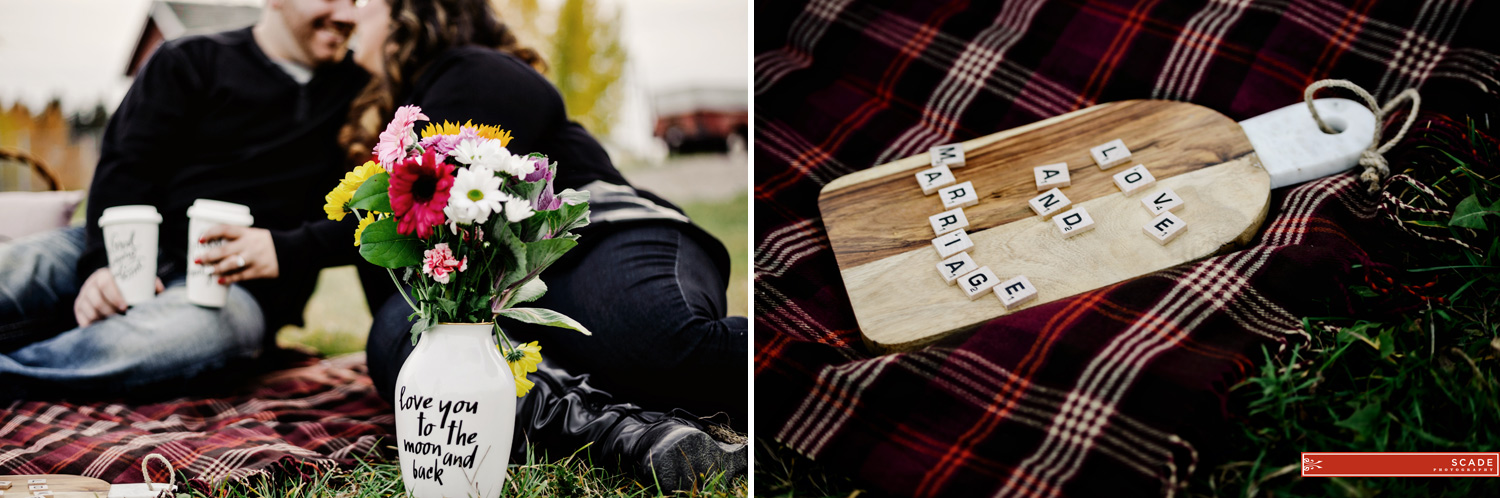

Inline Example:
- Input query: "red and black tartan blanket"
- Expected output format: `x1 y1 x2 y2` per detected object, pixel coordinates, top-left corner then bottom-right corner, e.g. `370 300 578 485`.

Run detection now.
755 1 1498 496
0 353 393 490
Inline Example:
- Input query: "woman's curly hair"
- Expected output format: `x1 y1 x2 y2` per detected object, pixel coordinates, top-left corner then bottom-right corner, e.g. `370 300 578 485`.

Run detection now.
338 0 545 166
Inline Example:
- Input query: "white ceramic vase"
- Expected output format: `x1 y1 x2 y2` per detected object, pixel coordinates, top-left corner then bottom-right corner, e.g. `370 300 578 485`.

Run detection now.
395 322 516 498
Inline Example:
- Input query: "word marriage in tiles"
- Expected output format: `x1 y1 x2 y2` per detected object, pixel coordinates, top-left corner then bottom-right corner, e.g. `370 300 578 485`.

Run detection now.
937 252 977 285
940 181 979 209
932 228 974 258
930 143 966 168
915 164 956 195
959 266 1000 300
996 275 1037 310
929 208 969 236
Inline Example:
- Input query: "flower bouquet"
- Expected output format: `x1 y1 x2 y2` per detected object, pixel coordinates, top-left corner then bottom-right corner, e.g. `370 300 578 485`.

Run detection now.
324 105 590 497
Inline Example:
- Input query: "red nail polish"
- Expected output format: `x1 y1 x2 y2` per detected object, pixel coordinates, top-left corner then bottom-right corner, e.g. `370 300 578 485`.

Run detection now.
194 259 201 264
218 278 225 285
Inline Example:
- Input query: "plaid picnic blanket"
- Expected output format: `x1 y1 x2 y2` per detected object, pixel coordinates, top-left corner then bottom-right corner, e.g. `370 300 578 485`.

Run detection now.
0 352 393 490
754 1 1498 496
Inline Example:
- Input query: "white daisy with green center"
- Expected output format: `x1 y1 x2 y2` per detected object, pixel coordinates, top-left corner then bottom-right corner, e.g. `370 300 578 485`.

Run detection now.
444 164 507 225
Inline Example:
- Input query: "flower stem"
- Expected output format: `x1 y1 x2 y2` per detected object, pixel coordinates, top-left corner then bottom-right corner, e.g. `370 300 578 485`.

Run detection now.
494 323 516 356
388 268 420 318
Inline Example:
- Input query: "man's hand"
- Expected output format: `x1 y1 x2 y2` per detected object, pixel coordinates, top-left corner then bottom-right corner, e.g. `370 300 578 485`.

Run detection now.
75 268 165 327
197 225 280 284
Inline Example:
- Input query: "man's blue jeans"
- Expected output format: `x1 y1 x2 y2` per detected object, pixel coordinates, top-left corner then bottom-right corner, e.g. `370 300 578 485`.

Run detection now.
0 227 264 399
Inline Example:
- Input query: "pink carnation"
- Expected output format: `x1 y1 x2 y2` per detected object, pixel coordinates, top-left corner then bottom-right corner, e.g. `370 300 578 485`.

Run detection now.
375 105 430 171
421 243 468 284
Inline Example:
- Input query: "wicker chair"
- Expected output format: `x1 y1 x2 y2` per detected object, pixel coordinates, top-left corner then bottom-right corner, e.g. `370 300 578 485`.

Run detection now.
0 147 85 243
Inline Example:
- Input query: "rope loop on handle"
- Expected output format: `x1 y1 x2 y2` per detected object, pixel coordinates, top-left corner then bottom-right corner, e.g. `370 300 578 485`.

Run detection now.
141 453 177 496
1303 79 1421 193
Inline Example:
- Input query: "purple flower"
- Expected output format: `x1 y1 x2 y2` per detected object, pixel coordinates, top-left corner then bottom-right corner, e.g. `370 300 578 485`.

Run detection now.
527 157 562 211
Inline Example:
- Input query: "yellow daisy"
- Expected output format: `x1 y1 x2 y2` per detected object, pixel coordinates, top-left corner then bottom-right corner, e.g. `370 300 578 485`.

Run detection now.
341 161 384 190
420 120 514 148
323 182 355 221
353 214 376 246
504 341 543 397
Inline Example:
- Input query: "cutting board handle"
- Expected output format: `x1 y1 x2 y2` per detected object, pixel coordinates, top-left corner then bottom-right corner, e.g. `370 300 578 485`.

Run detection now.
1240 97 1376 189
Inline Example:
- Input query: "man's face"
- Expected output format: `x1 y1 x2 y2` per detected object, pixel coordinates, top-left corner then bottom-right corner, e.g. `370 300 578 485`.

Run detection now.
274 0 356 65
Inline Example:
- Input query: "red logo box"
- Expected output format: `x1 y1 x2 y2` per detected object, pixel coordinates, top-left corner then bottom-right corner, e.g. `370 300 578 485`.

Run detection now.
1301 452 1500 477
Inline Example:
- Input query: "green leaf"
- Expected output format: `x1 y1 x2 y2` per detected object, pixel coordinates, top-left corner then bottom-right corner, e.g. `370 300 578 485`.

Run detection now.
495 307 591 335
524 238 578 277
558 188 590 205
493 224 529 289
1448 195 1491 230
1335 401 1383 435
358 218 424 268
408 313 434 345
348 172 392 212
504 278 548 309
1376 328 1395 359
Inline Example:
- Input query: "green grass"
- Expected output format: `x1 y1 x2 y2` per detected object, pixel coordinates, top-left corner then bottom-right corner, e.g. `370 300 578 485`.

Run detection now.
679 192 749 318
184 444 745 497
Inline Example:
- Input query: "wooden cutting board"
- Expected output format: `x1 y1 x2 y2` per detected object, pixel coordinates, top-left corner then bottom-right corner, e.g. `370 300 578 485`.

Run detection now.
0 474 111 497
819 100 1270 353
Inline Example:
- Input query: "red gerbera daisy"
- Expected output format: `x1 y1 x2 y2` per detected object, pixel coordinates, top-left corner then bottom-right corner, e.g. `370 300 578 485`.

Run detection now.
388 148 454 239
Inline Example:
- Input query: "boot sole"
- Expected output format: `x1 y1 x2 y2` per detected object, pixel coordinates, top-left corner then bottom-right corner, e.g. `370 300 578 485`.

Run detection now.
649 430 748 492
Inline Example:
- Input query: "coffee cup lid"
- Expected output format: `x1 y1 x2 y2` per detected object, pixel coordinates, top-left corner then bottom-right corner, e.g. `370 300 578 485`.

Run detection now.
187 199 254 226
98 205 162 226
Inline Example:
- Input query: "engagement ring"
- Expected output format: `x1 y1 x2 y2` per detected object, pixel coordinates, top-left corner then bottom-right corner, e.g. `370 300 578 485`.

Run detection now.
234 255 246 269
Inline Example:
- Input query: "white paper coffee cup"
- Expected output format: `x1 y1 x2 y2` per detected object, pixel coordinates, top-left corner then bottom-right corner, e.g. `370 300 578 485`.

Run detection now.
186 199 254 308
98 205 163 306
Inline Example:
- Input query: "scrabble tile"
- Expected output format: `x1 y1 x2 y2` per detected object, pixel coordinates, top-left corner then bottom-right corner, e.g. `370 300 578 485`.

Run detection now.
1034 163 1070 190
28 486 44 491
929 208 969 236
915 165 956 195
1090 138 1131 170
1141 187 1184 215
34 492 52 497
932 229 974 258
1053 206 1095 238
1143 211 1187 245
25 482 41 485
1 480 10 489
1028 188 1072 219
939 181 979 209
959 266 1000 300
1111 164 1156 194
930 143 966 168
995 275 1038 309
936 252 977 285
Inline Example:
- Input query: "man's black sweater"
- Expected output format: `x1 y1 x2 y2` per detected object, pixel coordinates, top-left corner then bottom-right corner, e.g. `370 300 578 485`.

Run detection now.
81 27 369 330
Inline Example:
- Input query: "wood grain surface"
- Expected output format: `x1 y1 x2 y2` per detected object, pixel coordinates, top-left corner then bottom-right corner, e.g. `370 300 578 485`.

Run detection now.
0 474 111 497
817 100 1268 352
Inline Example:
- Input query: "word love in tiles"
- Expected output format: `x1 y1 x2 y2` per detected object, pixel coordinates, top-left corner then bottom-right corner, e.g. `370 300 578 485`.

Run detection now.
1028 188 1072 219
398 387 486 486
1090 138 1131 170
932 229 974 258
1034 163 1070 189
1144 211 1187 245
939 181 980 209
995 275 1037 310
936 252 977 285
1112 164 1157 195
915 164 956 195
1053 206 1096 238
959 266 1001 300
930 143 966 168
1141 188 1184 215
929 208 969 236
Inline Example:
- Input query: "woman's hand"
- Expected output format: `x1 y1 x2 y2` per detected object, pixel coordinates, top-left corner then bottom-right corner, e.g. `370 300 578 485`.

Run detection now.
197 225 280 284
74 268 164 326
